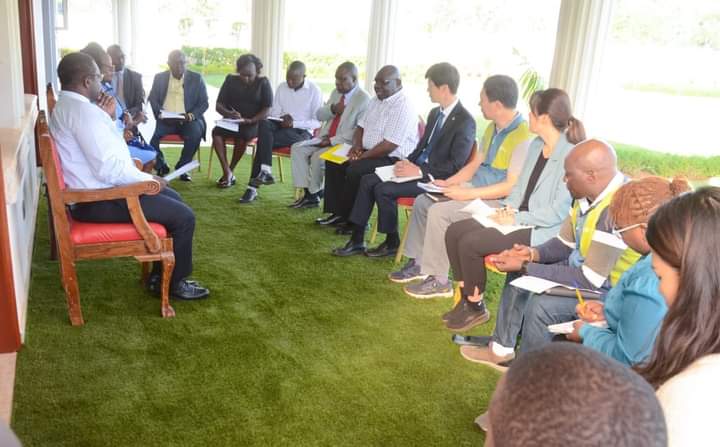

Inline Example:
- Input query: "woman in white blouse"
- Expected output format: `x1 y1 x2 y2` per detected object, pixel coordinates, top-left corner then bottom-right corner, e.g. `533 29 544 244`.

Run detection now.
637 186 720 447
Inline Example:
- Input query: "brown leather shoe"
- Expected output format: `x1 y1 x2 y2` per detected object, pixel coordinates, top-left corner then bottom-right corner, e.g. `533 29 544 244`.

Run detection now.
459 345 514 372
445 300 490 331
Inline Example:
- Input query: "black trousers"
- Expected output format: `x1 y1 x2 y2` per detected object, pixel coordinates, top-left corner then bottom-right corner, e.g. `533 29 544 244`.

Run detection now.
323 156 396 219
349 174 424 234
251 120 310 181
69 187 195 286
445 218 531 297
150 119 205 170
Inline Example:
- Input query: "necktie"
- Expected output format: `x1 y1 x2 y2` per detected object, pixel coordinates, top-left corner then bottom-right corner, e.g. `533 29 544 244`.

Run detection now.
416 111 444 165
327 94 345 138
117 71 125 107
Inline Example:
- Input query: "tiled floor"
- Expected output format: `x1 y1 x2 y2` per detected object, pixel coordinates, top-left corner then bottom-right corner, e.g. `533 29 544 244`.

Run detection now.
0 353 16 424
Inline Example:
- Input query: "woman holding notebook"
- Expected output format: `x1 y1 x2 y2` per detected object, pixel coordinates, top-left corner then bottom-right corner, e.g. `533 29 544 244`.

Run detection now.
211 54 273 188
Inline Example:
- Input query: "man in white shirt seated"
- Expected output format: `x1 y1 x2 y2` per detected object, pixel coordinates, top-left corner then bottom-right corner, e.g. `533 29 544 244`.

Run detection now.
48 52 209 300
240 60 323 203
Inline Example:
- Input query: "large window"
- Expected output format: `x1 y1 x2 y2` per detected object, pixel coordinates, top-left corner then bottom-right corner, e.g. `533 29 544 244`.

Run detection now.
593 0 720 156
394 0 561 127
283 0 371 96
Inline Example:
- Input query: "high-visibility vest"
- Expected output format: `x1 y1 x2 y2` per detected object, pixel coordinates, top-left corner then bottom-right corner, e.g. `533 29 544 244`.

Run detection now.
479 120 532 170
570 190 642 287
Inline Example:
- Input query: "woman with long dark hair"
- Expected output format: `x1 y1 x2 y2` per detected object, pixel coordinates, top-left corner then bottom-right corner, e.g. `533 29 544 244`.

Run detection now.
637 186 720 446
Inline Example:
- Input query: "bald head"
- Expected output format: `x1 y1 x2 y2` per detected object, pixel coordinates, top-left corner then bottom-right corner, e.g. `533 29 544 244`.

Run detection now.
167 50 187 79
564 139 619 201
373 65 402 100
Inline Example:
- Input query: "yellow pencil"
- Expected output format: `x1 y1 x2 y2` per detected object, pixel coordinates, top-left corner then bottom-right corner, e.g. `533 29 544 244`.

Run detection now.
575 288 586 307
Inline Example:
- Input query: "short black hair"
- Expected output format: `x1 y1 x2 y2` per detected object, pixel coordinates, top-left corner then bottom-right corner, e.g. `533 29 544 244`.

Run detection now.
337 61 358 80
236 54 263 74
483 74 519 109
57 52 97 89
80 42 107 71
425 62 460 94
489 343 667 446
288 60 306 75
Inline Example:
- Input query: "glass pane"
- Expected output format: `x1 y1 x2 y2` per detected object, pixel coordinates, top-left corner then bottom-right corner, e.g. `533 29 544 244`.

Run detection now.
594 0 720 156
394 0 561 127
283 0 371 96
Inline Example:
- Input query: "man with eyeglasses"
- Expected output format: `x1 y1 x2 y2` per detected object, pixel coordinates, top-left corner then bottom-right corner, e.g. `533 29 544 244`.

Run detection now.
49 52 210 301
323 65 419 255
457 140 643 369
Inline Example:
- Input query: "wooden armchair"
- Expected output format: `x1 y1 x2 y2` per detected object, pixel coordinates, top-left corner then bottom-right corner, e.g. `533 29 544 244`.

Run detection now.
37 112 176 326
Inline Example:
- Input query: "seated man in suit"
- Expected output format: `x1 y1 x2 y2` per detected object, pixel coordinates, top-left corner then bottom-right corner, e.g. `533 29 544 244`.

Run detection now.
49 52 209 300
148 49 209 180
333 63 475 257
323 65 418 236
289 61 370 209
390 75 532 297
107 44 145 120
239 61 323 203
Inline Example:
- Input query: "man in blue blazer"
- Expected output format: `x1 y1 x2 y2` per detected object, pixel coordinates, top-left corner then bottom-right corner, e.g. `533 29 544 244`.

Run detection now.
148 50 208 179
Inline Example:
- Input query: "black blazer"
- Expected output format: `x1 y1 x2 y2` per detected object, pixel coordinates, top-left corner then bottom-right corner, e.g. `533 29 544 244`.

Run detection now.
148 70 209 138
408 101 476 180
121 68 145 116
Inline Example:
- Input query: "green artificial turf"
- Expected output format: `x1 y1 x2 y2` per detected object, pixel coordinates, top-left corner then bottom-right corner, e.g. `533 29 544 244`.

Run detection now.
12 147 507 446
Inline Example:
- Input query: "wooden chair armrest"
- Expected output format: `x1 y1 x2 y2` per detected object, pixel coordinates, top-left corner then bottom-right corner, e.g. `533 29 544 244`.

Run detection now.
62 180 161 204
126 195 162 253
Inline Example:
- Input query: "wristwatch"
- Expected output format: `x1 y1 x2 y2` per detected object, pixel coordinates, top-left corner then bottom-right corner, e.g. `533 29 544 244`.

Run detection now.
520 260 530 275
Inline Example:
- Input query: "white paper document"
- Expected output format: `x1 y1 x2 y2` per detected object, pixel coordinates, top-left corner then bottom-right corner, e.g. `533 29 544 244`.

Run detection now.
163 160 200 182
510 275 564 294
159 110 185 120
474 216 533 235
215 118 244 132
375 165 422 183
548 319 608 334
417 182 445 193
460 199 496 217
294 137 323 148
267 116 283 122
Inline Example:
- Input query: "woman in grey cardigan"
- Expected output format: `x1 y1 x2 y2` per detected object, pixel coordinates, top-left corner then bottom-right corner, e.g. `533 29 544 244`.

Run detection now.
443 88 586 331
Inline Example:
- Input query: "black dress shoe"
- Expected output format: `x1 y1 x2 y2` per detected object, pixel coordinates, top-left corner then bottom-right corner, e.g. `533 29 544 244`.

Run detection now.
316 214 343 226
239 188 258 204
293 197 320 209
365 241 399 258
171 279 209 300
250 171 275 187
179 173 192 182
332 240 366 257
156 165 170 176
335 222 354 235
288 196 305 208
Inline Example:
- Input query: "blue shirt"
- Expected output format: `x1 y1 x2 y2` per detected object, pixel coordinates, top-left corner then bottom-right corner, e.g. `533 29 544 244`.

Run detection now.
580 255 667 366
471 113 524 187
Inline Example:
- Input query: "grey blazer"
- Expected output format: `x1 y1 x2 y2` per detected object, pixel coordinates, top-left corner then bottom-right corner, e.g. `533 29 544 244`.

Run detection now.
315 87 371 145
503 133 575 246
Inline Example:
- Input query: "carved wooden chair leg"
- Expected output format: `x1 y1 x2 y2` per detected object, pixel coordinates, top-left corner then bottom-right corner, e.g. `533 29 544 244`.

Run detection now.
59 258 84 326
140 261 151 286
46 191 58 260
160 248 176 319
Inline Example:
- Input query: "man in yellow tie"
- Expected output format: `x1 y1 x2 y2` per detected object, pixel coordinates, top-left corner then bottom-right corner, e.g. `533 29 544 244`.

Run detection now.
148 50 209 180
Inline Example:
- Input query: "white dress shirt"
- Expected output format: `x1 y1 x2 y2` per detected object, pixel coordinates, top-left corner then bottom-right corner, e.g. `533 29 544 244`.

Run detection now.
270 80 323 132
358 88 419 159
49 90 152 189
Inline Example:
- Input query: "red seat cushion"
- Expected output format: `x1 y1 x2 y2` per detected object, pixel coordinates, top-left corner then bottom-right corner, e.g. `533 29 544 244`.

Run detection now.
159 134 183 143
397 197 416 207
69 218 168 245
273 146 291 156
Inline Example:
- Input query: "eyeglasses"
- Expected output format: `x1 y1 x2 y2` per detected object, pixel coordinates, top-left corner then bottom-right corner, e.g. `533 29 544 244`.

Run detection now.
612 223 643 237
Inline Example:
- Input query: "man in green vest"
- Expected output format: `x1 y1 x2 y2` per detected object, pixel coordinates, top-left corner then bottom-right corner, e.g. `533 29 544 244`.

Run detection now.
389 75 533 298
458 139 641 370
